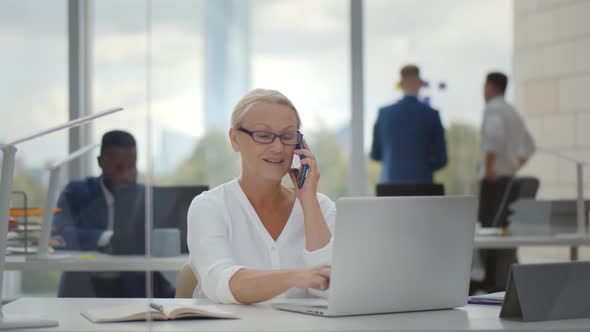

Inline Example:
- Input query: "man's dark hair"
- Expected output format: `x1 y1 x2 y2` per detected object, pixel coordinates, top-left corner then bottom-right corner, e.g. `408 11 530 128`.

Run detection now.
486 72 508 94
100 130 136 155
400 64 420 79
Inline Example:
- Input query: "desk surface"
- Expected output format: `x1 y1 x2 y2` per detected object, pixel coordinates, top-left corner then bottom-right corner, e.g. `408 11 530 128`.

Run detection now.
473 234 590 249
5 298 590 332
4 234 590 272
4 252 188 272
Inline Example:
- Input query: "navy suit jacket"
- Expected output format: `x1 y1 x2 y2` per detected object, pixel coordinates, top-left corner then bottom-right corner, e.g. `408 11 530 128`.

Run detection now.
370 95 448 183
52 177 108 250
52 177 173 297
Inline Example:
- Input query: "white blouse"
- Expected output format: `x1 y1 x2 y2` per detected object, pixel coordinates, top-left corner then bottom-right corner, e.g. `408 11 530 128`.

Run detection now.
187 179 336 304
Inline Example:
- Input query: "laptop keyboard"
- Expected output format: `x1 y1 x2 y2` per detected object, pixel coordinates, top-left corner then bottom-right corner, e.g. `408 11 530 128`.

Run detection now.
311 305 328 309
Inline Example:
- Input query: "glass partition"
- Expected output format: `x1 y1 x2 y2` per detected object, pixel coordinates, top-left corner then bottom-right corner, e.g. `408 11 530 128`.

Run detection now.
364 0 513 195
0 0 351 304
0 0 68 300
9 1 578 326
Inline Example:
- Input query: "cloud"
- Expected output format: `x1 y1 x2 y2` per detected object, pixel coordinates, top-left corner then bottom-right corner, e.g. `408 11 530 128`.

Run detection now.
151 93 204 138
437 0 512 50
251 0 348 56
1 87 70 168
93 80 145 110
94 0 203 35
0 0 65 36
94 26 202 65
94 32 147 65
254 0 345 34
0 88 68 144
252 54 350 130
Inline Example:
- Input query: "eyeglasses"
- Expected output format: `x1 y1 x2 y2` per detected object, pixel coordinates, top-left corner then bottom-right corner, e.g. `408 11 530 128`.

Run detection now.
238 127 303 145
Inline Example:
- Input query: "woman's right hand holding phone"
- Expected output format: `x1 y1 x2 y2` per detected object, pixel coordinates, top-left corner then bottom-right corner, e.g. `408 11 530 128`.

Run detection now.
289 139 320 205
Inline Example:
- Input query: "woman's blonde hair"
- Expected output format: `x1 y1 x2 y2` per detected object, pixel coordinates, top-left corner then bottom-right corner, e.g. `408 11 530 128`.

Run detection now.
230 88 302 129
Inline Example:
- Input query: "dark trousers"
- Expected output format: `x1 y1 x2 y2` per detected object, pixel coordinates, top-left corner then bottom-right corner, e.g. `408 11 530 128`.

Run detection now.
471 177 519 294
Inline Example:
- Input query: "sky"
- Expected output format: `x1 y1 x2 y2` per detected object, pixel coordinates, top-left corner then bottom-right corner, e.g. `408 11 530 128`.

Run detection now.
0 0 512 172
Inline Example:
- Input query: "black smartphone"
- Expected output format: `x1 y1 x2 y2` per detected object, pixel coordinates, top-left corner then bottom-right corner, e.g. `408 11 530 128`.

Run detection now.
296 141 309 189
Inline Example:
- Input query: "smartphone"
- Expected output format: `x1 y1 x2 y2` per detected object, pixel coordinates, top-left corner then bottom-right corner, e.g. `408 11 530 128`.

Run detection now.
296 141 309 189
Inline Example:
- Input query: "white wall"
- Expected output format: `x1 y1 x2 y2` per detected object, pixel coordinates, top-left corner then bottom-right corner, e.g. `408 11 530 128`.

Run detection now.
514 0 590 199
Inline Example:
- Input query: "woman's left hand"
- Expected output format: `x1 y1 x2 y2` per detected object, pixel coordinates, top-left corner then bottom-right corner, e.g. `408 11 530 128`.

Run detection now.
289 139 320 204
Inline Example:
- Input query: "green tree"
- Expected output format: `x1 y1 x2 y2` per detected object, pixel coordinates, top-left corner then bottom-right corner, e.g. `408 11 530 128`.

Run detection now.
12 174 45 207
366 159 382 195
160 129 240 188
161 128 352 200
434 122 480 195
306 130 349 200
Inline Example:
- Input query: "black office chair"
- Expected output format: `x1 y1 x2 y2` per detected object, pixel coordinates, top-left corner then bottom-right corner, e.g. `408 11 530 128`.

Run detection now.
476 176 540 294
514 176 540 199
490 176 540 228
110 185 209 254
376 183 445 196
153 185 209 253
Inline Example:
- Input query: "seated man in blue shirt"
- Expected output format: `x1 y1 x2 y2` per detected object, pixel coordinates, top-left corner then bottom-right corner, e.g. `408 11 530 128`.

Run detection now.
52 130 173 298
370 64 447 184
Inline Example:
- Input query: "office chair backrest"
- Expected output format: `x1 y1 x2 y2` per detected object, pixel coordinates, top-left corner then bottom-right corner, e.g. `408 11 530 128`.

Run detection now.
112 185 209 255
514 177 540 199
153 185 209 253
491 176 540 228
175 263 198 298
376 183 445 196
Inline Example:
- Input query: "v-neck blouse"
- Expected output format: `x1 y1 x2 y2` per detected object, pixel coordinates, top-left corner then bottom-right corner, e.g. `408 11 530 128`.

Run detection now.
187 179 336 304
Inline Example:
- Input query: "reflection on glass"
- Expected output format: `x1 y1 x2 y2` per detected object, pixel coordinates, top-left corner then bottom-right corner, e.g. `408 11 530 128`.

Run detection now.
50 130 173 297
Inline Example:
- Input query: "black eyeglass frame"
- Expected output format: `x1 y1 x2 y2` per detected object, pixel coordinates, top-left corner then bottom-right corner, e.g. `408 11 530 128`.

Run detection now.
238 127 303 145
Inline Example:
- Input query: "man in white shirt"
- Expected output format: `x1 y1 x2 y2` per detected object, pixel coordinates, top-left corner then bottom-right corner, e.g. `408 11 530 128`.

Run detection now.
472 72 535 294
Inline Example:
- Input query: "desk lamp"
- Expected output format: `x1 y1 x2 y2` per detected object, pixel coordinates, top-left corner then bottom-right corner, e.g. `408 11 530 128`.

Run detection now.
0 107 123 329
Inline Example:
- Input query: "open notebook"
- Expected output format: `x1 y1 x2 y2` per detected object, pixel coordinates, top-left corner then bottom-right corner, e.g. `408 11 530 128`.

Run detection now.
468 291 505 305
82 302 239 323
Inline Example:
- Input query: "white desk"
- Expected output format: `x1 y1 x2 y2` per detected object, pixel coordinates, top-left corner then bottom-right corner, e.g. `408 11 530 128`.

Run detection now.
4 252 188 272
4 234 590 272
473 234 590 260
5 298 590 332
474 234 590 248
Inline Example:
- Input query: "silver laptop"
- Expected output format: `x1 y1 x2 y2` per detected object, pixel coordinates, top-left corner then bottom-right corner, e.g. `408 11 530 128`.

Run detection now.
273 196 477 317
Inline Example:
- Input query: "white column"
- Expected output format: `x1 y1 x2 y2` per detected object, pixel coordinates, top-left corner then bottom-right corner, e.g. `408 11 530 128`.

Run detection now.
68 0 93 181
349 0 367 196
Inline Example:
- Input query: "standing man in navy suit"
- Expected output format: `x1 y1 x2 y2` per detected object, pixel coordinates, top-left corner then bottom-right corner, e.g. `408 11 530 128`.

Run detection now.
52 130 173 298
370 64 447 184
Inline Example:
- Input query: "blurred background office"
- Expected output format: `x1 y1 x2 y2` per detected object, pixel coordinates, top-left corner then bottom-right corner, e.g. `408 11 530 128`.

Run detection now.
1 0 589 299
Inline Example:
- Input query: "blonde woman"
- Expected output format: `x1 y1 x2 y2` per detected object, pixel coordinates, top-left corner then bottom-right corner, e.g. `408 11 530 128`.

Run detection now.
187 89 335 304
